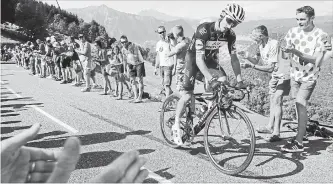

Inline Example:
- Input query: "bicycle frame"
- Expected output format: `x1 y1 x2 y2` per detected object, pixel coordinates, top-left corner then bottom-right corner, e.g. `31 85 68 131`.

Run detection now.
182 84 250 141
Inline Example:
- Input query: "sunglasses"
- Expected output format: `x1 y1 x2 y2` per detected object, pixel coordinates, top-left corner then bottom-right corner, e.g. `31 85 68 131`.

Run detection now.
158 31 166 34
120 41 128 44
225 17 239 27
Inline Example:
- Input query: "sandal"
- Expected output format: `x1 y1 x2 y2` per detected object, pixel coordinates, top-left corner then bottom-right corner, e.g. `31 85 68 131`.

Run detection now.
257 126 273 134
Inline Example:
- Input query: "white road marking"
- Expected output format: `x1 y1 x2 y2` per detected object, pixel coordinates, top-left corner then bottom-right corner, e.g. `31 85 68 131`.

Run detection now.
2 84 79 134
144 167 174 184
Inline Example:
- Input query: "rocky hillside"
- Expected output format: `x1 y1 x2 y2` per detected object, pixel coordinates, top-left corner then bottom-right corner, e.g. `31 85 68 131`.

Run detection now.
67 5 195 44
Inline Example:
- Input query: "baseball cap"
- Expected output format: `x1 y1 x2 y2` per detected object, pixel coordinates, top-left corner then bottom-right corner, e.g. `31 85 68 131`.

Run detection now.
78 34 84 38
155 26 166 33
46 37 51 41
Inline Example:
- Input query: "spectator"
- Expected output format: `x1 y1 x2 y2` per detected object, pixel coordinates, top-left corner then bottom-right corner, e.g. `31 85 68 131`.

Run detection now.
120 35 146 103
68 36 84 86
240 25 291 142
0 124 149 183
45 37 55 79
94 37 112 95
280 6 329 152
77 34 99 92
36 39 45 77
155 26 175 97
165 25 190 92
59 41 72 84
52 38 64 81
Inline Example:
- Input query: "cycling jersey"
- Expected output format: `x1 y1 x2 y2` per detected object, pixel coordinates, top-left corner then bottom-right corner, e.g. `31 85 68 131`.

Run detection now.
188 21 237 66
181 21 237 91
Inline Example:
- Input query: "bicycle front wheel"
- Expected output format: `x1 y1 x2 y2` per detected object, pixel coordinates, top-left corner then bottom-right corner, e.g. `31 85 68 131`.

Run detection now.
160 94 181 147
204 105 255 175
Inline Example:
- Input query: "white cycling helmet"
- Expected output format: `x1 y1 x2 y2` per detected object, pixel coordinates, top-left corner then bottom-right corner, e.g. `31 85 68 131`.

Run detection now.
222 3 245 23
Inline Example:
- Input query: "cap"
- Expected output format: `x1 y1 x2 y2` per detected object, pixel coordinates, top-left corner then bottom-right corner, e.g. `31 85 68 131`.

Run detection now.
78 34 84 38
155 26 166 33
46 37 51 41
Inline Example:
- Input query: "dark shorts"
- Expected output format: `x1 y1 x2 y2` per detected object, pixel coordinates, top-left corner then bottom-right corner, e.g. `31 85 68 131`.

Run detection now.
61 56 71 68
160 65 173 86
84 68 96 77
128 63 146 78
269 77 291 96
291 79 316 101
181 51 226 91
73 62 82 73
72 52 79 61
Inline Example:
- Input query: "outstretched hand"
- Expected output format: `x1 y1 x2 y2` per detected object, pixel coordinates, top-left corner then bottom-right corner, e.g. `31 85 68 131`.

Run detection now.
1 124 80 183
90 150 149 183
1 124 149 183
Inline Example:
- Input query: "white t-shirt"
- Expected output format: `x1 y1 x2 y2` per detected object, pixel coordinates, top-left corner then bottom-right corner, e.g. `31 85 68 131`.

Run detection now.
259 38 278 65
258 38 290 79
156 40 174 67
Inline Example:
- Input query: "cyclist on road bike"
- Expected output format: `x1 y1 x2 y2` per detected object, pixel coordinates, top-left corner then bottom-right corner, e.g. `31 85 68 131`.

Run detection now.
172 3 247 145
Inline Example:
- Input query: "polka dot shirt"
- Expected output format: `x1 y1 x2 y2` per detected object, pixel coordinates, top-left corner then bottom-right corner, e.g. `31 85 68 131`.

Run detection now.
284 27 328 82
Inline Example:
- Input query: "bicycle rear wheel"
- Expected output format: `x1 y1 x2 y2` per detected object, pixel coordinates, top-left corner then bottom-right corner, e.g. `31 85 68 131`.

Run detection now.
204 105 255 175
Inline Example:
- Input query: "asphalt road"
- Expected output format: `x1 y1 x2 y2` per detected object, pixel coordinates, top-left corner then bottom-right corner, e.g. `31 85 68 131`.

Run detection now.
1 61 333 183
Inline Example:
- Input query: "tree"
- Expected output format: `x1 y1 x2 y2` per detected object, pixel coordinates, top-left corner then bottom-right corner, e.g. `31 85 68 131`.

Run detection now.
68 22 79 37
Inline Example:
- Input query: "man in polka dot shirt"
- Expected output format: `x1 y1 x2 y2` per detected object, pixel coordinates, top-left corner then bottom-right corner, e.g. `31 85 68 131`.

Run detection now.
280 6 329 153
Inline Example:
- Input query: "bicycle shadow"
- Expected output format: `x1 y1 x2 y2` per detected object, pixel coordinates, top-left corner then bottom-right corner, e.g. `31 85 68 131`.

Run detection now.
234 136 332 179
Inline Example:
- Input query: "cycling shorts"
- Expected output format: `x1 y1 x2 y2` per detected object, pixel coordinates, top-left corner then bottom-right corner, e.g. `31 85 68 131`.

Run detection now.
180 51 226 91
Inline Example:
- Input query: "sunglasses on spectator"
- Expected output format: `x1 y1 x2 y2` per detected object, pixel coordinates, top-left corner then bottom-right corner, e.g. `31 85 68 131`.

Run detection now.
158 31 166 34
120 40 128 44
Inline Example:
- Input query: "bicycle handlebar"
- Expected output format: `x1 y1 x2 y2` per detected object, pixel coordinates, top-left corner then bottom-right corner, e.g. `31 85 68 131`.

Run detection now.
208 82 252 102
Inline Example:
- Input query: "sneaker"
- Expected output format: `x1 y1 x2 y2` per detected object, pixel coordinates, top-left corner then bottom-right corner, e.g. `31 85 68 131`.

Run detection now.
281 141 304 153
235 81 247 89
47 75 53 79
81 87 91 92
326 143 333 153
287 136 309 144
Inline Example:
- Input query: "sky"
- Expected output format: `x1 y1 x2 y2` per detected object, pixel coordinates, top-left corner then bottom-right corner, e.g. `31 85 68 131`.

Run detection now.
40 1 333 21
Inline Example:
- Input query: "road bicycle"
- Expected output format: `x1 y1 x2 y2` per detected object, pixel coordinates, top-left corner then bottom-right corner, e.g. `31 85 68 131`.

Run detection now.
160 82 256 175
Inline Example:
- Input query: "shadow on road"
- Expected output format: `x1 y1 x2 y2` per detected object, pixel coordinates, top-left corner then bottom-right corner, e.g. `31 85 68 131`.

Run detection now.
1 125 31 134
1 97 33 103
77 148 155 169
1 102 43 109
0 74 14 76
0 91 21 96
27 130 152 149
235 151 304 180
1 109 15 114
1 113 20 117
34 130 68 141
1 120 21 125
